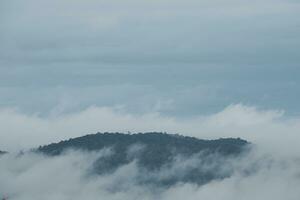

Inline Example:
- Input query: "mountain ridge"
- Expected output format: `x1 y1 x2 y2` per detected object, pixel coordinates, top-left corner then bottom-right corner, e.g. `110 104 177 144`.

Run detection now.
37 132 249 156
35 132 250 186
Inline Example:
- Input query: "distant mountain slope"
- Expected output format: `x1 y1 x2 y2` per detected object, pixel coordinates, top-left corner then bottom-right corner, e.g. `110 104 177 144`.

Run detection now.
37 132 250 186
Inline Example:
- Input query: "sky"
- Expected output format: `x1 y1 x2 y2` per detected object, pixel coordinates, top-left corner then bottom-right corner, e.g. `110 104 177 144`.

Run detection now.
0 0 300 118
0 0 299 151
1 0 300 199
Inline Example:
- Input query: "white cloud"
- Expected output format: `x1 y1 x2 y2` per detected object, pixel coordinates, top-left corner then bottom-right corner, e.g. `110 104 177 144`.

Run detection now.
0 144 300 200
1 104 300 199
1 0 300 198
1 104 300 158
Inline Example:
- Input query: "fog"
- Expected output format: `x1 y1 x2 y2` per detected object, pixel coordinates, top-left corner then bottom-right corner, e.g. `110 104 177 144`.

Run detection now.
0 104 300 199
1 104 300 157
1 0 299 198
1 146 300 200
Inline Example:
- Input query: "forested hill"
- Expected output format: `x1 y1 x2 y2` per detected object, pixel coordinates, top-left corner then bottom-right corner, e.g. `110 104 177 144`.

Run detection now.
38 132 248 156
37 132 250 186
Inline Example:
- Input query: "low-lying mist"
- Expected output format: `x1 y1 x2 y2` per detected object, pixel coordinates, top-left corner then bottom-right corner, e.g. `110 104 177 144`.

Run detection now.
1 104 300 199
1 145 300 200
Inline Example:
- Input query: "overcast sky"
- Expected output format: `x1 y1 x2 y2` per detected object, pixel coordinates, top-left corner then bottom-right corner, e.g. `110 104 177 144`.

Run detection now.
1 0 299 118
1 2 300 199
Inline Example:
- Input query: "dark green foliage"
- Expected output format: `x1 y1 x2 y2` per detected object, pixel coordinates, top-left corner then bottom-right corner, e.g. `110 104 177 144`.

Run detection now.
37 132 249 186
38 132 248 156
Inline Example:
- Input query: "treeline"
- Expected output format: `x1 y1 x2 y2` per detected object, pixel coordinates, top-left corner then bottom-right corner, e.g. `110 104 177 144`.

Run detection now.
1 133 250 186
37 132 248 157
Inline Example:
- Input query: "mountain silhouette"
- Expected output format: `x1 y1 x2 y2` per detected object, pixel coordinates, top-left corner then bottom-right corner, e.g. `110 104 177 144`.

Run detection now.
37 132 250 186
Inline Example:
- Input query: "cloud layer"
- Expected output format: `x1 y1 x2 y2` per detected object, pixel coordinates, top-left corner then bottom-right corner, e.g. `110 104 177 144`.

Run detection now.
0 104 299 157
1 0 300 198
1 0 300 116
2 0 300 65
1 104 300 199
1 144 300 200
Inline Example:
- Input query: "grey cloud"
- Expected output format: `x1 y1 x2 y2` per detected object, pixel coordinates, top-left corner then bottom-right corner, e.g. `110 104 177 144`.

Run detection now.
1 104 300 159
1 0 299 198
1 0 300 65
0 65 299 116
1 0 300 115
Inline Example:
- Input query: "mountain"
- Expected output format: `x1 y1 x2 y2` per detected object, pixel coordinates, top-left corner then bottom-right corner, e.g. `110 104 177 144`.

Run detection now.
37 132 250 186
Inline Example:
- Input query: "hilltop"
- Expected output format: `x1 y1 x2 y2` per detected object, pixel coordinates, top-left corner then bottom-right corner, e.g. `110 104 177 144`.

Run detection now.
37 132 249 186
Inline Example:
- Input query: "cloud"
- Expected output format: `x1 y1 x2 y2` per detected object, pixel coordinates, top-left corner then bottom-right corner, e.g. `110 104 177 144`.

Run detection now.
1 104 300 158
1 104 300 199
1 0 300 116
1 0 300 65
1 0 299 118
0 143 300 200
1 0 299 198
